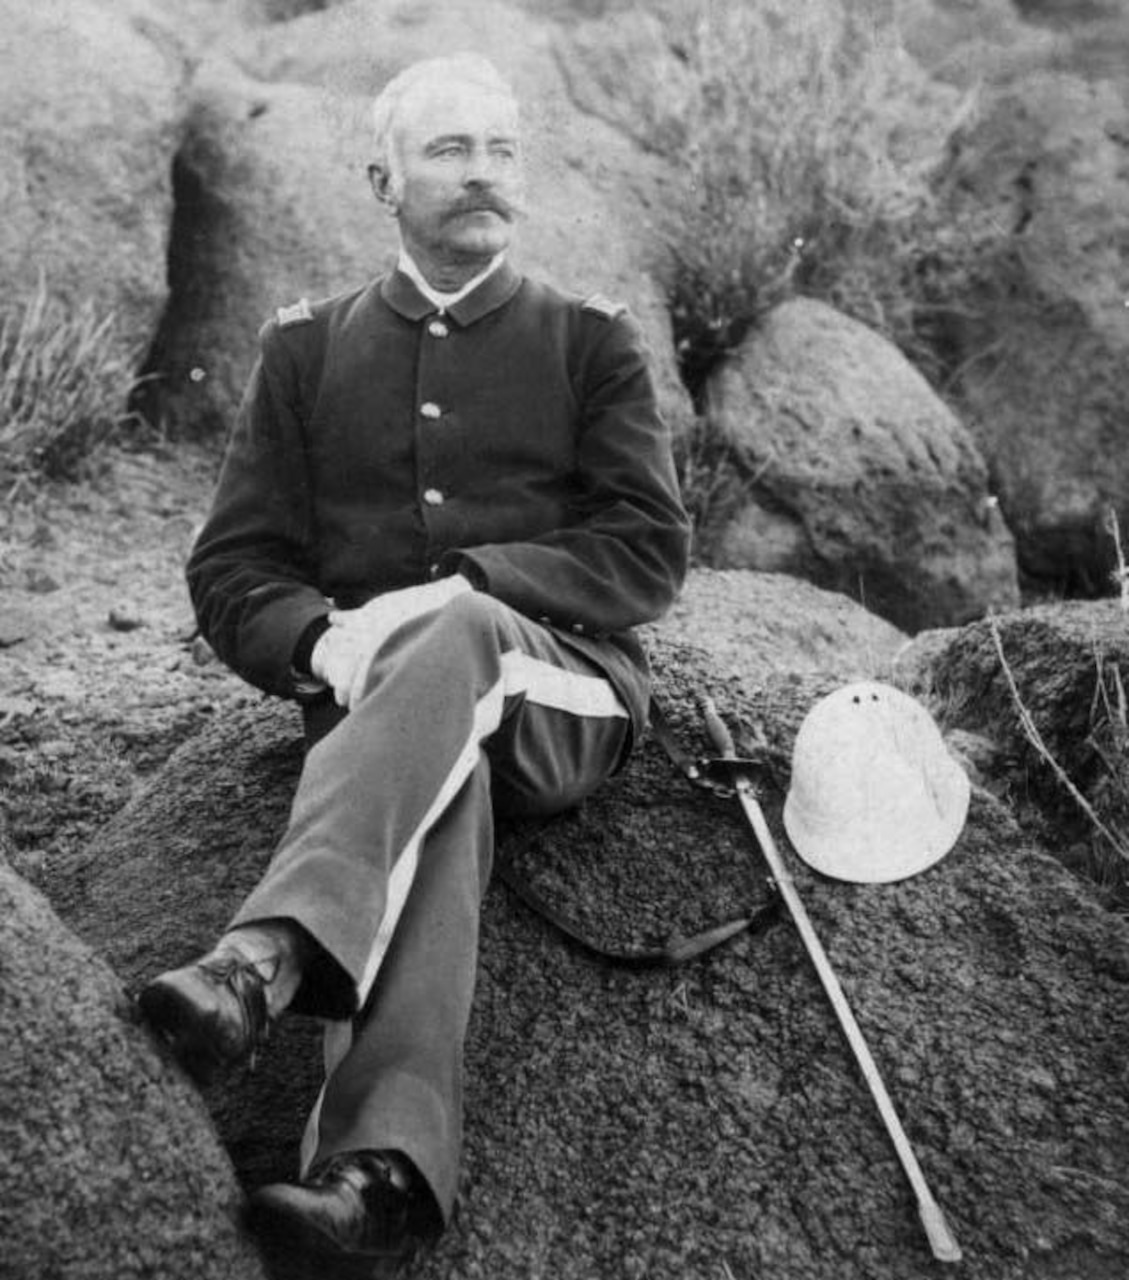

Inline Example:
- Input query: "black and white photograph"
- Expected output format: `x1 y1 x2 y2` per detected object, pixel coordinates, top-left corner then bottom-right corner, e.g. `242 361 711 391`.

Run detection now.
2 2 1128 1278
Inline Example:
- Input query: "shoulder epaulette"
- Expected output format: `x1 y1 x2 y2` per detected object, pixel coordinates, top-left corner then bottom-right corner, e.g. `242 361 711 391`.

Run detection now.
276 297 314 328
581 293 627 321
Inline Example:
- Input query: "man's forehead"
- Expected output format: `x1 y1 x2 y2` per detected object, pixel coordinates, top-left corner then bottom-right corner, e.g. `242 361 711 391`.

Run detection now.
398 80 520 140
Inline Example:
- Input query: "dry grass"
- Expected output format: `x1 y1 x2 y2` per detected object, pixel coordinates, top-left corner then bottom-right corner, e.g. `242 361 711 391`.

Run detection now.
671 418 746 560
0 277 140 496
1105 504 1129 610
651 0 978 398
988 615 1129 885
639 0 989 546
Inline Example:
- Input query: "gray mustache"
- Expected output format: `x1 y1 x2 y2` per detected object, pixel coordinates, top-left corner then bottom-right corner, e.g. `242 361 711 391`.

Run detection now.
445 196 522 222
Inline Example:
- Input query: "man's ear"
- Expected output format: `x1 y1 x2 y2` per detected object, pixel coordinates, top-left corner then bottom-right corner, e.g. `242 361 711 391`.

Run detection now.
367 163 398 215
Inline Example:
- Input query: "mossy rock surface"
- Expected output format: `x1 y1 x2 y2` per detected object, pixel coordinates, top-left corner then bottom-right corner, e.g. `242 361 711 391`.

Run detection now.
53 635 1129 1280
0 857 267 1280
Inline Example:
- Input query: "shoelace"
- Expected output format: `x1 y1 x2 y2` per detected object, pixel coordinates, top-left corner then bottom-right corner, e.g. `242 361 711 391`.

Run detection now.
196 952 276 1066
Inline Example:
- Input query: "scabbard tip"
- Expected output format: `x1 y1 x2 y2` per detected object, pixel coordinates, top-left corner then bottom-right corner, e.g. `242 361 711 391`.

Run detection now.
920 1196 962 1263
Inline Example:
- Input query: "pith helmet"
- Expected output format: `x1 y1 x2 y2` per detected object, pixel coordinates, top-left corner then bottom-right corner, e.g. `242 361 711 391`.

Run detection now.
782 681 970 884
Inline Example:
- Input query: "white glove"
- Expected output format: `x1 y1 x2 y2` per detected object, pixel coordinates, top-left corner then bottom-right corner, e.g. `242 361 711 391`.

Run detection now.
310 575 473 709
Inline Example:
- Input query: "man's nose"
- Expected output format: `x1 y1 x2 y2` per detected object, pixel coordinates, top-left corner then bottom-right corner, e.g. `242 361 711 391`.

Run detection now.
462 149 494 185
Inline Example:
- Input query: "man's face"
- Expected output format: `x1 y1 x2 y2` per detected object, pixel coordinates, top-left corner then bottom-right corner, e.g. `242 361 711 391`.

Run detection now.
382 80 525 270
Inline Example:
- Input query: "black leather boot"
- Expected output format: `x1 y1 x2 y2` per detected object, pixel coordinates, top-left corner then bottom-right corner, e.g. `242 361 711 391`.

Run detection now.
248 1150 431 1264
138 949 274 1083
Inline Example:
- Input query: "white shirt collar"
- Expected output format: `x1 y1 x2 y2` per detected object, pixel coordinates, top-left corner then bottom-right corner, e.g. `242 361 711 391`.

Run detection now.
396 250 506 312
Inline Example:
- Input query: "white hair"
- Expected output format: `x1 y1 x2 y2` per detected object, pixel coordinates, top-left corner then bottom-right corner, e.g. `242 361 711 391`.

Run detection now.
371 54 519 193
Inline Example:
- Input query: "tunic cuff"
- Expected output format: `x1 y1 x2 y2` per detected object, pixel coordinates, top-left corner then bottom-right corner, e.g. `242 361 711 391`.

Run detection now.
292 614 332 676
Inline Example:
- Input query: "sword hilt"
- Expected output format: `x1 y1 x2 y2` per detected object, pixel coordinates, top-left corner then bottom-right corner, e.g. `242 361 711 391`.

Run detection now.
701 696 737 760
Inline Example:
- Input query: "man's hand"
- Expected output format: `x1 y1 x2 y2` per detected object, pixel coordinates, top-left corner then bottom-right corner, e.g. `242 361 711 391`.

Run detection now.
310 575 473 708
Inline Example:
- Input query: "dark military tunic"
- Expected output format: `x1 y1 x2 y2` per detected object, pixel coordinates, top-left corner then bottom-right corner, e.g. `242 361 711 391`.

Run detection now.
188 260 690 739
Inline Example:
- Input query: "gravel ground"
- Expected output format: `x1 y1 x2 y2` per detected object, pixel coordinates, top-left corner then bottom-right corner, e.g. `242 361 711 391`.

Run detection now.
0 444 250 884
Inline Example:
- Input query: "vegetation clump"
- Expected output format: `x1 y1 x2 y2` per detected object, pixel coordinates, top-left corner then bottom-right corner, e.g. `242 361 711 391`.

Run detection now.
653 0 981 401
0 278 139 495
620 0 1006 548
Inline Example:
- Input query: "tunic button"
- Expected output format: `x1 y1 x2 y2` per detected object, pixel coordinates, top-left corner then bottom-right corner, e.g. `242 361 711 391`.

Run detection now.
428 320 449 338
420 402 441 419
571 622 585 634
423 488 444 507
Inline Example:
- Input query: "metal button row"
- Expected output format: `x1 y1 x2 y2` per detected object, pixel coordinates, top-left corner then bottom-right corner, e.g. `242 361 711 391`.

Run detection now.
536 614 586 635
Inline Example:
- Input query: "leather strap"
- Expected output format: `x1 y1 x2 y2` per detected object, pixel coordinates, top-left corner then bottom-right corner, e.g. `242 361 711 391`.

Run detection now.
495 857 781 969
496 697 783 967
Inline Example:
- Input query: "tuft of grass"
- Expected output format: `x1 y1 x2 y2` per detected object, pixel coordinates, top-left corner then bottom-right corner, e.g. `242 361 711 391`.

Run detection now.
988 614 1129 906
1105 504 1129 611
645 0 980 400
671 417 746 560
0 277 140 495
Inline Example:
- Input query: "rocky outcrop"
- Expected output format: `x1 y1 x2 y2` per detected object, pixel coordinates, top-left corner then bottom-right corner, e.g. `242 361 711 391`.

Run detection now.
49 624 1129 1280
1015 0 1125 25
135 56 393 437
139 0 691 438
643 567 909 688
0 854 267 1280
0 0 184 363
6 0 1127 608
934 69 1129 591
701 298 1020 632
895 599 1129 871
895 0 1066 85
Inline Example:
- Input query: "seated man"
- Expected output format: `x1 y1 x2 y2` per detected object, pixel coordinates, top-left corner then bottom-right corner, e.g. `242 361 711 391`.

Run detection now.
139 52 689 1265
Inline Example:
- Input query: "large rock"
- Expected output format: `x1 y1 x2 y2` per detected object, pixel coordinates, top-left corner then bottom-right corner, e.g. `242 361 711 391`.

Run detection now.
701 298 1019 632
894 0 1066 86
141 0 691 438
0 0 184 365
645 567 910 688
894 599 1129 879
1016 0 1125 26
135 56 392 437
0 855 267 1280
136 0 342 60
934 70 1129 590
546 0 1128 597
1047 5 1129 87
50 630 1129 1280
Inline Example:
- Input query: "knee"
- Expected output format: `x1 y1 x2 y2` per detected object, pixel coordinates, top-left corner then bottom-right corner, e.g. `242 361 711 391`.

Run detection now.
433 588 513 640
373 591 516 676
369 592 527 688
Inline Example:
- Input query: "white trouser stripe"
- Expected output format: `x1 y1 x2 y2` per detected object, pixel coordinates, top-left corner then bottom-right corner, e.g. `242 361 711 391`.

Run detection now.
500 649 629 719
355 675 509 1006
300 649 626 1172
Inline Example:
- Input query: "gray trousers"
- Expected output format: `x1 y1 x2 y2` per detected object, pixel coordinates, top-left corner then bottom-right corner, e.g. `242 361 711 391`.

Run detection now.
231 592 632 1220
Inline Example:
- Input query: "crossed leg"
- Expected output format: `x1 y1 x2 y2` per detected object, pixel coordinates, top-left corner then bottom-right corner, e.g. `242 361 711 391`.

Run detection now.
231 593 631 1219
